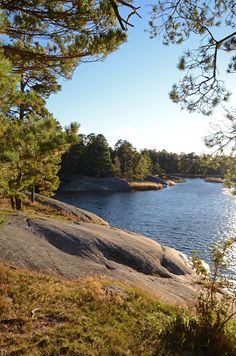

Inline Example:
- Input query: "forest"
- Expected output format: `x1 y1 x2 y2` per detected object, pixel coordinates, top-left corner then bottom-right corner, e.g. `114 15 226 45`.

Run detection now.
61 133 233 181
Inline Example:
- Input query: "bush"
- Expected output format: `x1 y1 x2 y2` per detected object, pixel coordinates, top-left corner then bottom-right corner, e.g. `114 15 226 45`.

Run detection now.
159 238 236 355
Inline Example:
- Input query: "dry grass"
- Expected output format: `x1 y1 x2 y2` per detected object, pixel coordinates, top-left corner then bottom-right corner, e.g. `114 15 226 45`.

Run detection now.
0 196 76 222
205 177 223 183
130 182 164 191
0 262 170 355
164 179 176 186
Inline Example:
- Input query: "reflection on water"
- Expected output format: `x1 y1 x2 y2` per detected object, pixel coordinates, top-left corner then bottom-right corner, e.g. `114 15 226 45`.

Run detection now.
56 179 236 279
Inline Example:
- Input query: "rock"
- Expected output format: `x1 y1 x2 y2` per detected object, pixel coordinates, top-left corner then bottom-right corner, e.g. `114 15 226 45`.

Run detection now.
0 213 195 304
103 285 129 298
167 175 186 183
145 175 168 186
59 175 132 192
34 194 108 226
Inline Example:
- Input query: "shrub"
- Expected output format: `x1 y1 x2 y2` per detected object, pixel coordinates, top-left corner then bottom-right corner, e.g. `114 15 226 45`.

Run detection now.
159 238 236 355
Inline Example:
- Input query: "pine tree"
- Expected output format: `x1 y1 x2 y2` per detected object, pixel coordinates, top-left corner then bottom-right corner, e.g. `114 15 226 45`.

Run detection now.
0 114 79 209
1 1 127 87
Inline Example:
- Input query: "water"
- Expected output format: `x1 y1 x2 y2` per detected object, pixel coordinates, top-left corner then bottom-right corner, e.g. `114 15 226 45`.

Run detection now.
56 179 236 279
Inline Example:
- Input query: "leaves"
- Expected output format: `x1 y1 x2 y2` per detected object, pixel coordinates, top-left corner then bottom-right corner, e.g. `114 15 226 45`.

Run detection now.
0 114 80 204
149 0 235 114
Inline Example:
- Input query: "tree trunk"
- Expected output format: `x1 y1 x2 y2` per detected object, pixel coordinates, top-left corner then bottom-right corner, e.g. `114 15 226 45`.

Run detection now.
30 185 35 203
19 74 25 121
10 197 16 210
15 198 22 210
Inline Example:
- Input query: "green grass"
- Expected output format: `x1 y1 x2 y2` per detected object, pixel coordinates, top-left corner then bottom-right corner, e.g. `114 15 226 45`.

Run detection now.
0 263 173 355
1 263 235 355
0 216 5 226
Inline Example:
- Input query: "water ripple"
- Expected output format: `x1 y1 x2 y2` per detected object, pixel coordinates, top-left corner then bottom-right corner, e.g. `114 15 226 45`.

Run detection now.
56 179 236 278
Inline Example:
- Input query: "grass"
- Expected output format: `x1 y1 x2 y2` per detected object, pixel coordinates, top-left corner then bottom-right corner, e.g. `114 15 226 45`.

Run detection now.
130 182 164 191
1 197 236 354
1 262 235 355
0 262 173 355
164 179 176 186
0 216 5 227
0 197 78 223
205 177 223 183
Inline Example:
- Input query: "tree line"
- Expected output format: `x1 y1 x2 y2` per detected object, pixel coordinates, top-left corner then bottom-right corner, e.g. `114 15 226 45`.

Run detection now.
61 133 232 181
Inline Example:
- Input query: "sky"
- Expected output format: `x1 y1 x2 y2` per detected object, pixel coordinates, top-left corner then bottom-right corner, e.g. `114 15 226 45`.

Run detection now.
46 5 235 154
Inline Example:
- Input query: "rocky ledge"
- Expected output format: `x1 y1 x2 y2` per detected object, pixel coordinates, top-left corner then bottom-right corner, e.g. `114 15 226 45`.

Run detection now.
59 175 132 192
0 198 195 305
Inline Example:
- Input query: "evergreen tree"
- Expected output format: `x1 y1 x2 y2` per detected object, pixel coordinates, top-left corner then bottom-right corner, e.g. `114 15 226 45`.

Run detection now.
135 153 152 180
149 0 235 115
114 140 140 181
83 134 115 177
0 114 79 209
0 51 18 115
0 1 128 83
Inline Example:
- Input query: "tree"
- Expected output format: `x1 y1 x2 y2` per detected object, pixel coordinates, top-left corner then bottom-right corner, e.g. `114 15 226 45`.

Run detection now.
148 0 236 186
114 140 140 181
61 134 115 177
0 51 18 115
149 0 235 115
83 134 115 177
0 114 79 209
0 1 129 79
135 153 152 180
205 109 236 192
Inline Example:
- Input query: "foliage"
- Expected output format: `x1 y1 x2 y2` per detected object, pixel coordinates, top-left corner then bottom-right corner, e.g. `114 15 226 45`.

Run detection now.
159 238 236 355
0 0 128 78
83 134 115 177
113 139 141 181
148 0 235 115
0 115 79 209
0 51 18 115
61 133 233 180
0 245 236 355
61 133 115 177
205 109 236 192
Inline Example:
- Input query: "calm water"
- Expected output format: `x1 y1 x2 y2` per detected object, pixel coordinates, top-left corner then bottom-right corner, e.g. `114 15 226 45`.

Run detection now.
56 179 236 278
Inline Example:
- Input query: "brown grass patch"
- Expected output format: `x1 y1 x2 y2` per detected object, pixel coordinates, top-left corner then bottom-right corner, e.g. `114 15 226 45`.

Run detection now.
130 182 164 191
0 196 76 222
164 179 176 186
205 177 223 183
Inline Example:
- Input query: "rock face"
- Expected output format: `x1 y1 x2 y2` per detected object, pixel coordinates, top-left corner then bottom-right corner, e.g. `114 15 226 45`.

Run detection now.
145 175 168 186
0 212 195 305
59 175 132 192
34 194 107 226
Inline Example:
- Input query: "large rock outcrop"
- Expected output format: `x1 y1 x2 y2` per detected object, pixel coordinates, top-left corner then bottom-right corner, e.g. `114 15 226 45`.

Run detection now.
34 194 108 225
59 175 132 192
145 175 168 186
0 212 195 304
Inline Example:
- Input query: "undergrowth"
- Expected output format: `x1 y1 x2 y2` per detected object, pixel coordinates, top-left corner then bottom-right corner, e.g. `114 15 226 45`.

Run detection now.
1 259 236 355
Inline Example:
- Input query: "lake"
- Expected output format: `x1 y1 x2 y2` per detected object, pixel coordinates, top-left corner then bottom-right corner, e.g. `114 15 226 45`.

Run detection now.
56 179 236 280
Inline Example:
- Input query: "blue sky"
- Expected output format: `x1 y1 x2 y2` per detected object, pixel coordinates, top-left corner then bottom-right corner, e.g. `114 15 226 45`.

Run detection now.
47 6 235 154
